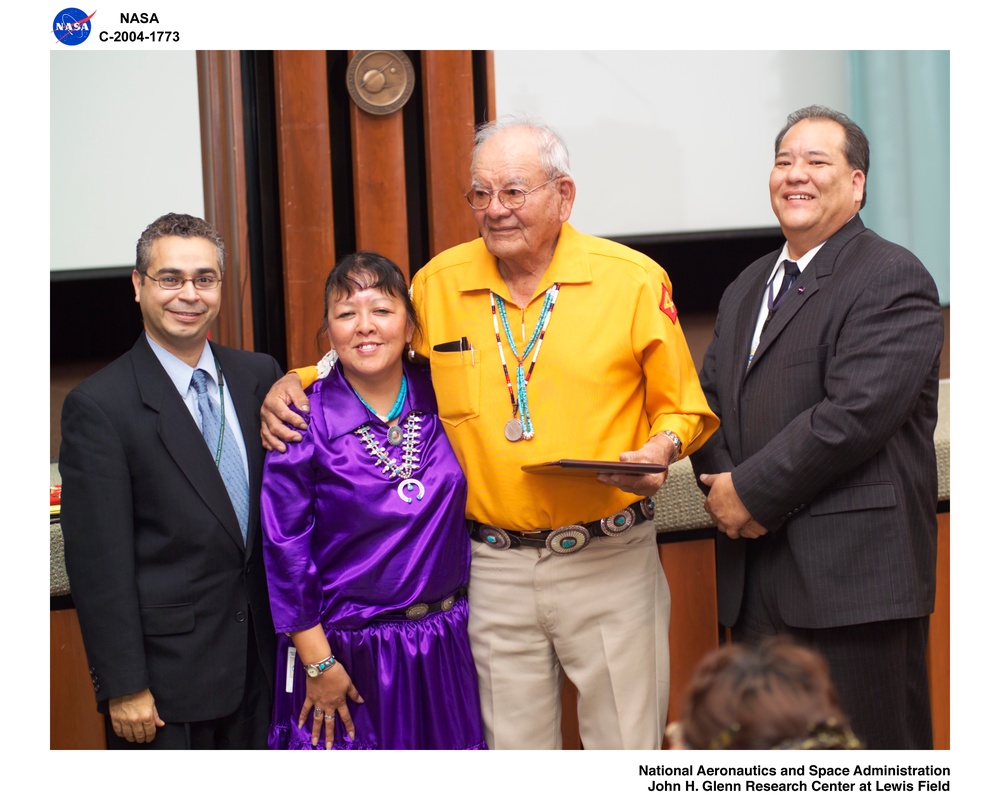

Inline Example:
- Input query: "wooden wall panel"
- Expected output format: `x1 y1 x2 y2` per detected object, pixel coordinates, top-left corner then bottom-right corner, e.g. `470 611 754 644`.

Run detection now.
197 51 253 351
561 679 581 750
51 609 105 749
929 512 950 750
660 539 719 733
348 56 411 279
483 51 496 123
274 52 337 368
421 51 479 254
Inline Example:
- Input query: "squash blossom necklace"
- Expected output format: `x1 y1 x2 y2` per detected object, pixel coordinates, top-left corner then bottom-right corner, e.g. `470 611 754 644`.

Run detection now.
351 375 425 503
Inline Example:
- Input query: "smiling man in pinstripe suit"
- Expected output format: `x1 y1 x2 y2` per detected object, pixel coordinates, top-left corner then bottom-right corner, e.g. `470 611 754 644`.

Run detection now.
691 106 943 749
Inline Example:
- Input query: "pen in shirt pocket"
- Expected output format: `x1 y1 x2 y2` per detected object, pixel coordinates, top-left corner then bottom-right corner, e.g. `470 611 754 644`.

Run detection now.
432 336 475 365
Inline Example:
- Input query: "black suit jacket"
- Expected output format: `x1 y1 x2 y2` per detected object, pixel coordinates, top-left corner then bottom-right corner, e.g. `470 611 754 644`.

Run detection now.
60 334 283 721
690 216 943 629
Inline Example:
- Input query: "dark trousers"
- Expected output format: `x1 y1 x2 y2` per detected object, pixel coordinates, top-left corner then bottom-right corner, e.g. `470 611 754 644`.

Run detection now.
733 543 934 750
105 628 271 750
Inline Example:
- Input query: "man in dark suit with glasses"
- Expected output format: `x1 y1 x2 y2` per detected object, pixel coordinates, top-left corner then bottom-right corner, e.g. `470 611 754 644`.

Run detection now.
60 212 283 748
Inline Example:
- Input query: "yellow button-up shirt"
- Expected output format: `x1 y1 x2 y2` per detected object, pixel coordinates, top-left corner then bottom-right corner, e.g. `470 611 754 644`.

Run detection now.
406 223 718 530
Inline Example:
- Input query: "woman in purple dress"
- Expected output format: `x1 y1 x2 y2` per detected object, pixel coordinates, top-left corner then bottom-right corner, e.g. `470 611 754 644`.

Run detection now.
261 252 486 750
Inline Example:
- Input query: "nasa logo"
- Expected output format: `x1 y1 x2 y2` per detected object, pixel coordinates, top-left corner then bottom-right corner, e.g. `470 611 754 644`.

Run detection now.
52 8 95 46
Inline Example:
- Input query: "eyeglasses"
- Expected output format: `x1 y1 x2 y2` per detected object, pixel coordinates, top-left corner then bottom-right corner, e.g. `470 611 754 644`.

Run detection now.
464 177 560 210
146 273 222 291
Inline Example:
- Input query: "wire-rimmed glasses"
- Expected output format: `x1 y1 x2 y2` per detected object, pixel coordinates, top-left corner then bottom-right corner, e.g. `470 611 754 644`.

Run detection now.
464 177 560 210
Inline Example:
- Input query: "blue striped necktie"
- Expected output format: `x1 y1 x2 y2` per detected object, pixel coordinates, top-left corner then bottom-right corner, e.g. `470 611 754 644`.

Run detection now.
191 368 249 542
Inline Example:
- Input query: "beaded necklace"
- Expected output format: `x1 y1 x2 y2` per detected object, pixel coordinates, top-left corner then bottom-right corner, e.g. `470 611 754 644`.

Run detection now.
490 283 560 441
353 412 425 503
208 358 227 466
351 374 408 445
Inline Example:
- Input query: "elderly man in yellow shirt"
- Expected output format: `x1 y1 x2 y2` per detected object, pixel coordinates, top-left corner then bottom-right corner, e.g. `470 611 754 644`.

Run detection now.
261 115 718 750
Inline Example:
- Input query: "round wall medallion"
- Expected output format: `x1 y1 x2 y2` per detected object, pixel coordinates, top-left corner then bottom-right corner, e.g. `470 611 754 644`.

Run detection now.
346 50 415 116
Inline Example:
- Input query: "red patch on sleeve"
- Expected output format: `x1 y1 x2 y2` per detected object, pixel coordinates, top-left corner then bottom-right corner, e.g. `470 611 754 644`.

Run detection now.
659 284 678 323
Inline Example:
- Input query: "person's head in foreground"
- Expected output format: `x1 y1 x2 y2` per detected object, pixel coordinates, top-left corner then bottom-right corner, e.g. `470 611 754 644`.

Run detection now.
670 636 863 750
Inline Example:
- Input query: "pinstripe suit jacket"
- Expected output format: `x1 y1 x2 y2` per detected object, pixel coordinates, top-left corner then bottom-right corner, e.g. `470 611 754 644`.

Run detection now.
690 216 943 628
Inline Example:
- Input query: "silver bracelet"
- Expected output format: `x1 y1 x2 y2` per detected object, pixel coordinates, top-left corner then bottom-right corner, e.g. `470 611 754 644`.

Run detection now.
657 430 682 463
304 654 337 677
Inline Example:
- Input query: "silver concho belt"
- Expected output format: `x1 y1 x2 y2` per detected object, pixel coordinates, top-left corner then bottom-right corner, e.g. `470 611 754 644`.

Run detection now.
469 499 654 556
373 587 468 621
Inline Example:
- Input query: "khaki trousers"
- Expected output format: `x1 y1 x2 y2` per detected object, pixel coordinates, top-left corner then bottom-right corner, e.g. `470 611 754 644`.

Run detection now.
467 519 669 749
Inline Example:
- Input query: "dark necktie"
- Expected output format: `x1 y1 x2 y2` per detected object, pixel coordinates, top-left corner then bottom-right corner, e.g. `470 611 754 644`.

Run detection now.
762 259 800 333
191 368 249 542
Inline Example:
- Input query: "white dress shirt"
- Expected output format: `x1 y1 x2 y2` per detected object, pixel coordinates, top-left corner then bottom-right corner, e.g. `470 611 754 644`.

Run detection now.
145 334 250 474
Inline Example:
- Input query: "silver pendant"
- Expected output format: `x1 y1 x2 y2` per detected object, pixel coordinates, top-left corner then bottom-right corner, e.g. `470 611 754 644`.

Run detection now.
397 478 425 504
387 426 404 446
504 418 523 442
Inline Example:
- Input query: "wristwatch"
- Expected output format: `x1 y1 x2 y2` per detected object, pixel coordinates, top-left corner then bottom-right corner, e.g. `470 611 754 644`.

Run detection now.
304 654 337 678
658 430 683 463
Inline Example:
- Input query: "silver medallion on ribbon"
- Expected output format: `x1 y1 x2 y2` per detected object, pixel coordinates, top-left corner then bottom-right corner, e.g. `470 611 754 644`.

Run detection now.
504 418 523 442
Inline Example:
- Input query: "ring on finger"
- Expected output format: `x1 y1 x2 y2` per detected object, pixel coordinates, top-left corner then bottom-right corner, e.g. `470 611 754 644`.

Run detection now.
325 714 335 721
314 707 324 719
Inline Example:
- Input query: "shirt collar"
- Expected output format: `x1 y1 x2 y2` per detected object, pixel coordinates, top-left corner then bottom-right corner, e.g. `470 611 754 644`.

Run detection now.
145 334 215 395
768 240 826 285
456 222 593 298
321 360 437 439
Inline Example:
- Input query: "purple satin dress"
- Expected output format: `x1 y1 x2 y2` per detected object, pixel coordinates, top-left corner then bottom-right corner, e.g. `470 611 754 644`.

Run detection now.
261 362 486 749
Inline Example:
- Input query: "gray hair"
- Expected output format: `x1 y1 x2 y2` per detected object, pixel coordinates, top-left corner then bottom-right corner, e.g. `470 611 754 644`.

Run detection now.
775 105 869 209
472 115 573 181
135 212 226 276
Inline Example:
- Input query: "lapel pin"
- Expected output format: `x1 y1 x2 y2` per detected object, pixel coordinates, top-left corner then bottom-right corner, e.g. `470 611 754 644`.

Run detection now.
797 286 805 293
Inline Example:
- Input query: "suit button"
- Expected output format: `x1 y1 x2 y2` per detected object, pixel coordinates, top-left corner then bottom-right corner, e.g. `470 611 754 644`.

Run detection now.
235 611 247 622
93 683 100 693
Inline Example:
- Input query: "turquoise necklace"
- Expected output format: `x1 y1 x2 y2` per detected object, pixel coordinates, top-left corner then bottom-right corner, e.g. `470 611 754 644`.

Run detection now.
490 283 561 441
352 373 408 445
